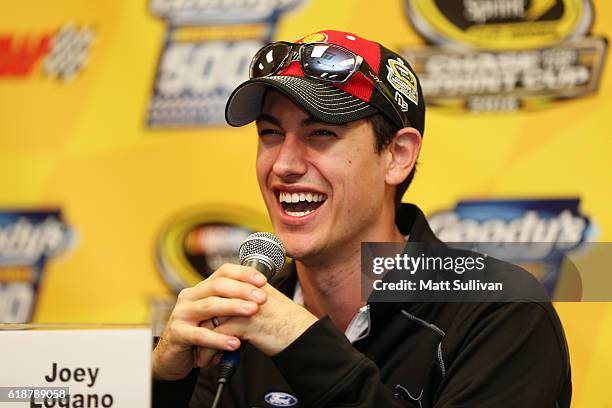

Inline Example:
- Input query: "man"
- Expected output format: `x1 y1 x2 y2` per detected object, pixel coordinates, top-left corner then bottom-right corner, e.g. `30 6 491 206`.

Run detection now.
153 30 571 407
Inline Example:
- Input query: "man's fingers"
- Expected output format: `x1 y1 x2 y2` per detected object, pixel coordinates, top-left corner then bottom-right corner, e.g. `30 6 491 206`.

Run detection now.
175 297 258 321
178 323 241 352
157 263 266 375
206 264 267 287
184 277 267 304
213 316 249 341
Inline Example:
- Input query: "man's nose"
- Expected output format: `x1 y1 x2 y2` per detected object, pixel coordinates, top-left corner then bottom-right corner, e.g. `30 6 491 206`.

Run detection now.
272 133 308 180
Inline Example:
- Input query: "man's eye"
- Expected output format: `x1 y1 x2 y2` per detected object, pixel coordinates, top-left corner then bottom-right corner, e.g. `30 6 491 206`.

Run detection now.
258 128 283 137
310 129 337 137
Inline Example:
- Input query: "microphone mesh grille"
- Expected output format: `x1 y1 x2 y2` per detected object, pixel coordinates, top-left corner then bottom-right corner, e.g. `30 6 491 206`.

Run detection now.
238 232 286 273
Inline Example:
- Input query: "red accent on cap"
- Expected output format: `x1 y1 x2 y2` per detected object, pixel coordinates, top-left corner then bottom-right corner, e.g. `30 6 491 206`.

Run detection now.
278 30 381 103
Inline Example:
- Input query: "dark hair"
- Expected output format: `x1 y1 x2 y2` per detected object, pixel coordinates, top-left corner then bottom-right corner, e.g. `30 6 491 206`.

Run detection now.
366 113 417 208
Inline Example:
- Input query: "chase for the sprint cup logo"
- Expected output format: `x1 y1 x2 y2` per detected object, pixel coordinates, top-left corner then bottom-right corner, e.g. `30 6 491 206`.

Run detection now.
147 0 305 127
428 198 593 296
0 210 74 323
386 57 419 108
400 0 608 112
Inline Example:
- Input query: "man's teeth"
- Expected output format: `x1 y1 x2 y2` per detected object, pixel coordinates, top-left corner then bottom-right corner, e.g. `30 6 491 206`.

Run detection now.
286 210 314 217
279 192 327 203
278 191 327 218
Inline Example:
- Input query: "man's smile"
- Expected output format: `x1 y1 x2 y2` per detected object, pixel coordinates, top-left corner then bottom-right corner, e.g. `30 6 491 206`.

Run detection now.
274 188 328 218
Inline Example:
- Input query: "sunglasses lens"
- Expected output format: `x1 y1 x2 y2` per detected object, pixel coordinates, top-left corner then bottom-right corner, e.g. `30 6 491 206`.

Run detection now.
301 44 357 82
250 43 291 78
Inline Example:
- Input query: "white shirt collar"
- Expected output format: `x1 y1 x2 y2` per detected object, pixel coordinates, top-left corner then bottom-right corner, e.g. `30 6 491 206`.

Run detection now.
293 281 370 344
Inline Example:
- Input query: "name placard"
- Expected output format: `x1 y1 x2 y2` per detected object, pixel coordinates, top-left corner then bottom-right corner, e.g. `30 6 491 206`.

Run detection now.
0 325 151 408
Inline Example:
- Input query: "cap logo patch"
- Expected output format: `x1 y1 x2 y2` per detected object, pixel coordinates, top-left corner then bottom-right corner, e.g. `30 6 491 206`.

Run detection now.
386 58 418 106
298 32 328 43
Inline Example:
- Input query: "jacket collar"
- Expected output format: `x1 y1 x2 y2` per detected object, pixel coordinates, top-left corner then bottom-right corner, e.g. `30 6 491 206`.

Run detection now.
396 203 441 244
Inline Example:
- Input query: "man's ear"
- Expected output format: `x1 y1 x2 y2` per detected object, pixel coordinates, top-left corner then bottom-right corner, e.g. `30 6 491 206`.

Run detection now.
385 127 422 186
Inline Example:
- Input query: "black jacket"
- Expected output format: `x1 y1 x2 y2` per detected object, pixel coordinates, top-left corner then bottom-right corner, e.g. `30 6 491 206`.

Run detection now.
154 204 571 407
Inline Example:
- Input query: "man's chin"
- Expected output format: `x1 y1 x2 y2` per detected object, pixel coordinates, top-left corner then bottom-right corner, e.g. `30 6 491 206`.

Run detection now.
274 231 317 261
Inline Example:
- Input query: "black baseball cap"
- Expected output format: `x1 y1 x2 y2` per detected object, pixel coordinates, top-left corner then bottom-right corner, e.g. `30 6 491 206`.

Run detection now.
225 30 425 135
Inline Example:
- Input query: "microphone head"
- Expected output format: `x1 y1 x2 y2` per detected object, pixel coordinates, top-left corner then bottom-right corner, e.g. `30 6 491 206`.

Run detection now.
239 232 286 275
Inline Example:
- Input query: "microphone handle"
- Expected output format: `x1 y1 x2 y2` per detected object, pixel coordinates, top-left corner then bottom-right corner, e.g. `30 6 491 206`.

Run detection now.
241 258 274 279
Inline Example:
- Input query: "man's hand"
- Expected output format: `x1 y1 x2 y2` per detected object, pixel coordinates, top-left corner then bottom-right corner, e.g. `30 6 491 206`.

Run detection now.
152 264 269 380
212 283 319 356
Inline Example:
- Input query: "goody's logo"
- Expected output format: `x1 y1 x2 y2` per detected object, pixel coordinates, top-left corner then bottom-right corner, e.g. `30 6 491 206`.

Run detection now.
147 0 305 127
428 198 593 296
264 391 298 407
0 210 74 323
400 0 608 112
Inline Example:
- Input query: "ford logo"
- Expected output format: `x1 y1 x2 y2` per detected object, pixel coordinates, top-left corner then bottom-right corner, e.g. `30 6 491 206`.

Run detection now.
264 391 298 407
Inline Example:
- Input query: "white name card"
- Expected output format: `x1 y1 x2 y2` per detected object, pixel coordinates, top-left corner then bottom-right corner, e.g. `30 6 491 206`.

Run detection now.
0 325 151 408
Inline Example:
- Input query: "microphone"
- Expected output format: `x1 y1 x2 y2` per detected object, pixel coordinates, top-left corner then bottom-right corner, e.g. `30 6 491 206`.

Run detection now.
212 232 285 408
238 232 286 278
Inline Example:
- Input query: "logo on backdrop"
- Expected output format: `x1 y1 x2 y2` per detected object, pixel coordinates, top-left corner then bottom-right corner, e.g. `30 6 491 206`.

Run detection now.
428 198 593 297
0 24 96 82
401 0 608 112
0 210 75 323
146 0 305 127
151 205 270 334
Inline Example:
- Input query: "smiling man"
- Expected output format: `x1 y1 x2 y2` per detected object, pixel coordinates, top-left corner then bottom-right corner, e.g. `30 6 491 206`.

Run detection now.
152 30 571 407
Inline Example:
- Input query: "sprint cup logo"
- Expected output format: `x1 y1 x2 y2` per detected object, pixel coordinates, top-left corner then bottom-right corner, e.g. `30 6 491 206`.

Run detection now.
0 211 74 323
147 0 305 127
0 24 95 82
401 0 607 112
428 199 593 296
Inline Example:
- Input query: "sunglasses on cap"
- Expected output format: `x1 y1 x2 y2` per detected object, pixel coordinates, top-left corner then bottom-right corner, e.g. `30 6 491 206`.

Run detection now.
249 41 411 128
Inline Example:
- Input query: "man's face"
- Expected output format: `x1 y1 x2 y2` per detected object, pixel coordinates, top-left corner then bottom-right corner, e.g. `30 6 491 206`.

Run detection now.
256 90 392 262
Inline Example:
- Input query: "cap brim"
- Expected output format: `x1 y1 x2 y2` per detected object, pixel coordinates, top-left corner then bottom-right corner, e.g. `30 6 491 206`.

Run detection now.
225 76 378 127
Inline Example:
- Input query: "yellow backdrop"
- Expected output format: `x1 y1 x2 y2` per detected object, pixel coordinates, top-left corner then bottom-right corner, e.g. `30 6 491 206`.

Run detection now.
1 1 610 406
